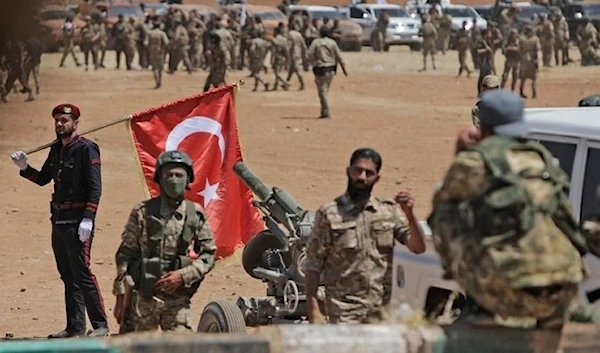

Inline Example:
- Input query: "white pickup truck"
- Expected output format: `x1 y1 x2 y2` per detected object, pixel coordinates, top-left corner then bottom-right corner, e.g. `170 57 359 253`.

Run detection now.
392 107 600 322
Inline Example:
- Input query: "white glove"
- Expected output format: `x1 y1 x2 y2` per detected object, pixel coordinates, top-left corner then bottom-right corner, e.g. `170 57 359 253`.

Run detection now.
10 151 28 171
78 218 94 243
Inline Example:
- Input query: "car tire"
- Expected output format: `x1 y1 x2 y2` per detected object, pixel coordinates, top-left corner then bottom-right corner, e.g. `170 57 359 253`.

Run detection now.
409 43 422 51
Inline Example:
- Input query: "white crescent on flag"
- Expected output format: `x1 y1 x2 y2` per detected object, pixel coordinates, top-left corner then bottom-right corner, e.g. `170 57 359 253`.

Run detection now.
165 116 226 208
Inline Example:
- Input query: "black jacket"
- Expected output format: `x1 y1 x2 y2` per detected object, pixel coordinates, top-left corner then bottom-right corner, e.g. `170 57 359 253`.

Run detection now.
20 135 102 225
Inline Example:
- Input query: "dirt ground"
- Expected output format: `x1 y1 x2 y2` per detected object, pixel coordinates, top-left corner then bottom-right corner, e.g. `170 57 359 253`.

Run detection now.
1 39 600 338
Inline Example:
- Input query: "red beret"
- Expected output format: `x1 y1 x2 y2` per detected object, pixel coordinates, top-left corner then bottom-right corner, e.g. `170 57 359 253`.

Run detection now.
52 104 81 119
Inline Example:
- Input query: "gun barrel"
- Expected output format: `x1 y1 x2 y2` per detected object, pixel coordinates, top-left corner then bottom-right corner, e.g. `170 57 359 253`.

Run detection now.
233 162 271 200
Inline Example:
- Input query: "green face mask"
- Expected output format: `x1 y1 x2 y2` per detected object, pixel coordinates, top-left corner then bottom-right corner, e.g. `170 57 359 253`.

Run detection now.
161 175 188 199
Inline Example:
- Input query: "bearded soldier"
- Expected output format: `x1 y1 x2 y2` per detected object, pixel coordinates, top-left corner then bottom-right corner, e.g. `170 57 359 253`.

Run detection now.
113 150 216 333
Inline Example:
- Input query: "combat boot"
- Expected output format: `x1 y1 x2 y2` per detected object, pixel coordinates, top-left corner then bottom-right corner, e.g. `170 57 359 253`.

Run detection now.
48 330 85 339
264 83 270 91
87 327 110 337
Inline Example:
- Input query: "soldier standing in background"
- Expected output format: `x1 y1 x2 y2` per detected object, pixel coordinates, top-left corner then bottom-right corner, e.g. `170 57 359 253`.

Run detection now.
553 8 570 66
59 16 82 68
287 22 307 90
372 10 389 52
113 151 216 333
304 18 319 47
501 29 520 92
248 33 270 92
145 18 169 89
307 26 347 119
539 13 555 67
112 15 129 70
470 18 481 70
1 40 35 103
168 20 193 74
271 27 290 91
98 15 108 69
80 16 100 72
23 36 43 97
239 16 258 70
136 15 151 70
125 17 137 71
420 15 437 71
303 148 425 324
228 16 242 71
188 21 204 70
476 29 494 97
577 18 598 66
203 31 229 92
519 26 540 98
471 74 499 127
456 20 471 77
437 10 452 55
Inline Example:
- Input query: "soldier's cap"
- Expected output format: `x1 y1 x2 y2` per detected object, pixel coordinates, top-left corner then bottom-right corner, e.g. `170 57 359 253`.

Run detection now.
479 90 528 138
481 74 500 89
52 103 81 119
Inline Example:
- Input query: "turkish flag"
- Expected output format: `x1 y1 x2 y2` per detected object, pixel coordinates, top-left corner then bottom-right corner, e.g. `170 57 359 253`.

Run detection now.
128 85 265 259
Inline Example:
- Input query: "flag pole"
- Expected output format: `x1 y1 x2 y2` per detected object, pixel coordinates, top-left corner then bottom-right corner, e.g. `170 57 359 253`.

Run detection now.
23 115 133 155
125 116 152 199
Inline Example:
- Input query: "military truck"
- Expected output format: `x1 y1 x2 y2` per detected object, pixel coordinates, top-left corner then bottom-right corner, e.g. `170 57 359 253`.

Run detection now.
392 107 600 323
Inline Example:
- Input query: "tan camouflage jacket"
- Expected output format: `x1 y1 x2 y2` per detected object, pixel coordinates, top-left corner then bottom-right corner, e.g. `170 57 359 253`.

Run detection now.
113 198 216 298
302 193 410 318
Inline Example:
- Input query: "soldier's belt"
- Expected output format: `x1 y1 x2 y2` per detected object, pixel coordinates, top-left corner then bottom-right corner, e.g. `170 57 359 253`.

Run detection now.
52 201 87 210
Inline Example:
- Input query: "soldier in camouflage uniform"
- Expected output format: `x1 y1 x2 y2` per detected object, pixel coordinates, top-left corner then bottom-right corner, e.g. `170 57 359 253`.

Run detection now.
304 18 319 47
470 18 481 70
538 14 555 67
145 19 169 89
437 11 453 55
471 74 499 127
372 10 389 52
501 29 520 92
270 27 290 91
112 15 132 70
287 22 308 90
248 33 271 92
113 150 216 333
476 29 495 97
519 26 541 98
577 18 599 66
80 16 100 72
303 148 426 324
203 31 230 92
59 16 82 68
429 90 586 328
456 21 472 77
168 20 193 74
553 8 570 66
420 15 437 71
98 17 108 69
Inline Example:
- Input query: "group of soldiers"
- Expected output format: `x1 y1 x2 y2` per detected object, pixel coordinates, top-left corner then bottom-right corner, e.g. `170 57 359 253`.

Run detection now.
0 37 42 103
417 4 600 99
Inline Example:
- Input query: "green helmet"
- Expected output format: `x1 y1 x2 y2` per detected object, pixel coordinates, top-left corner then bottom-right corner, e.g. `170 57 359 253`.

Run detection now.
153 150 194 184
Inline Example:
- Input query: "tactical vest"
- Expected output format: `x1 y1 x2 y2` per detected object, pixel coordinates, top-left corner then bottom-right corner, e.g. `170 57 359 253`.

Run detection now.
131 198 202 298
462 136 586 288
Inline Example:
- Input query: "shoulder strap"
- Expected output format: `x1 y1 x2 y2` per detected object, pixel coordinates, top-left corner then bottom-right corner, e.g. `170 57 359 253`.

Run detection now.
144 197 162 220
181 200 199 246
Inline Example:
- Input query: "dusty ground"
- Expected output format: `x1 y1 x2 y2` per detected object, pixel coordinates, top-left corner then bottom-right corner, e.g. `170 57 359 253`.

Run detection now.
1 40 600 338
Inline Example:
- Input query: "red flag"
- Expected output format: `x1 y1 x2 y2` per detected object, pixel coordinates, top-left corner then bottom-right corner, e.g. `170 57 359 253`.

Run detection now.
128 85 265 259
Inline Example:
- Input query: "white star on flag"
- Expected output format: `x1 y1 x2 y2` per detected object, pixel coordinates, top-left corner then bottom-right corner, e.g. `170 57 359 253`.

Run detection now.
198 179 220 208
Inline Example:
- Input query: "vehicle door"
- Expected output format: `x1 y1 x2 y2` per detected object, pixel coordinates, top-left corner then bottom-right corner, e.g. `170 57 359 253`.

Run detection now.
348 6 373 42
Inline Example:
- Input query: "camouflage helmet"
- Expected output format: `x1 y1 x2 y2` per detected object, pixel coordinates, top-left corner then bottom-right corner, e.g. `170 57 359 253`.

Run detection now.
153 150 194 184
578 94 600 107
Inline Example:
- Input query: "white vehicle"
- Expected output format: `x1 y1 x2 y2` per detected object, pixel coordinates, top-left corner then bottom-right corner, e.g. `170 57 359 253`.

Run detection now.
339 4 423 51
392 107 600 322
288 5 363 51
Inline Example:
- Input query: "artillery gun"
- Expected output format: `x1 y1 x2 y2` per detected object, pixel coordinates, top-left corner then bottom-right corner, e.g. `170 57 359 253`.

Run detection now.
197 162 316 333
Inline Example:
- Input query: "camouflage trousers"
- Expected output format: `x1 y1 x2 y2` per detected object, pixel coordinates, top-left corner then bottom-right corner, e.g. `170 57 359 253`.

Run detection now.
149 54 164 87
501 59 519 91
271 60 288 90
437 32 450 53
130 293 194 332
371 29 386 52
287 57 305 89
554 40 569 66
541 42 554 67
203 64 226 92
328 306 390 324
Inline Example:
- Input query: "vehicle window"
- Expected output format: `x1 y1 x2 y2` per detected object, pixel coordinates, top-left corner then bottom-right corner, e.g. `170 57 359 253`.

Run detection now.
310 10 346 20
538 140 577 180
350 7 366 19
107 6 144 17
516 6 550 21
444 7 479 18
374 8 409 18
40 10 73 21
581 147 600 221
257 11 286 20
583 4 600 17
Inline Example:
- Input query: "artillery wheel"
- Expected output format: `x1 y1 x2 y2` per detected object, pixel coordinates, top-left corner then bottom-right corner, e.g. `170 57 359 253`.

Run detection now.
242 231 291 279
197 300 246 334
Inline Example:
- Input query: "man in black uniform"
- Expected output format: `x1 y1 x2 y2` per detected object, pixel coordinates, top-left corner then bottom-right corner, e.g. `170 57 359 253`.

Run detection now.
10 104 109 338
